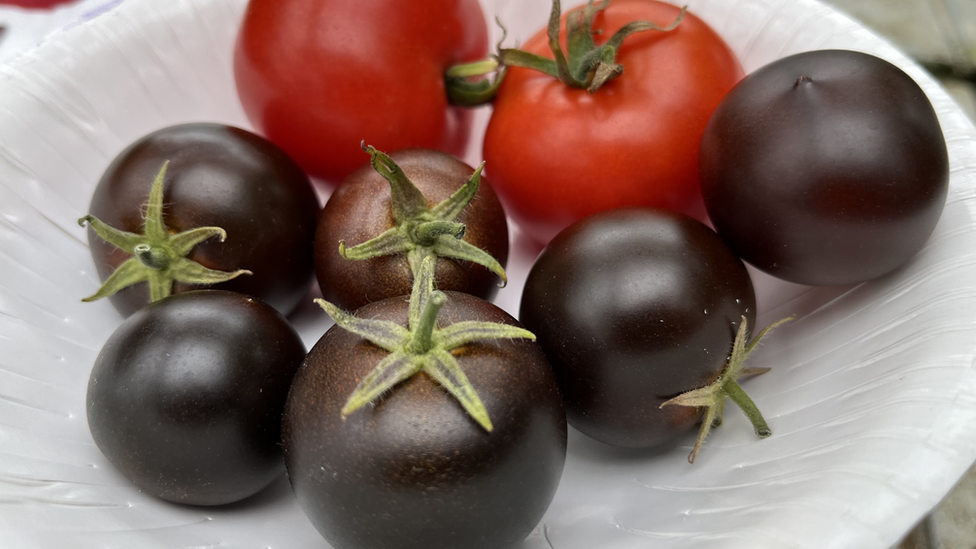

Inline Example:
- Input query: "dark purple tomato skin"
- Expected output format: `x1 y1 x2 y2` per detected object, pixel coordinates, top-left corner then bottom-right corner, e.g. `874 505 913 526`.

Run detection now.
314 149 509 312
699 49 949 286
283 291 566 549
86 290 307 506
87 122 320 317
519 208 755 448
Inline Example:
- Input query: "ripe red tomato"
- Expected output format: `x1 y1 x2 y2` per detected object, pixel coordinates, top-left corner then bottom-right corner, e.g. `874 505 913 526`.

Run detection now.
233 0 489 184
0 0 71 7
483 0 743 244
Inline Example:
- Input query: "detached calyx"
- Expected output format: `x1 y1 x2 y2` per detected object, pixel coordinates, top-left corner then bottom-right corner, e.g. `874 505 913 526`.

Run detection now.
445 0 686 104
79 161 250 303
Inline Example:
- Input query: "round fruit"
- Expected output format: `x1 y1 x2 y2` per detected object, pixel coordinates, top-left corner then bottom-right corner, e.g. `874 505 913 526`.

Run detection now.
85 123 320 317
519 207 756 448
699 49 949 286
86 290 307 506
483 0 743 244
283 290 566 549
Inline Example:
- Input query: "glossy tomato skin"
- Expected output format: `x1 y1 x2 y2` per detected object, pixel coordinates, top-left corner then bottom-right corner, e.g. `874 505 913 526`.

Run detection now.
86 290 307 506
484 0 743 244
283 291 566 549
234 0 488 184
520 208 755 448
87 123 320 317
699 49 950 286
315 149 509 311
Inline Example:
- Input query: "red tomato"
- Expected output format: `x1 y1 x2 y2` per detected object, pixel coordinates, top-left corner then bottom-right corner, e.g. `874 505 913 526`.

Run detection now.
483 0 743 244
233 0 488 184
0 0 71 7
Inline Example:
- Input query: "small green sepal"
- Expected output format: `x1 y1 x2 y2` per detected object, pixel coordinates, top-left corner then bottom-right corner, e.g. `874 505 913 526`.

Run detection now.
445 57 507 107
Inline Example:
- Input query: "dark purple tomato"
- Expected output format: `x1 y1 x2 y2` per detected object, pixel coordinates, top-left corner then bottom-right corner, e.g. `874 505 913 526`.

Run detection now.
283 291 566 549
314 148 509 311
86 290 307 506
699 49 949 286
87 122 320 317
519 208 755 448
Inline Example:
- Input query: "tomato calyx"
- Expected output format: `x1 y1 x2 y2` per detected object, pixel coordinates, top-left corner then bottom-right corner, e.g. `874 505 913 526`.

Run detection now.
339 144 508 286
315 257 535 432
661 315 793 463
79 161 251 304
511 0 685 92
445 0 686 103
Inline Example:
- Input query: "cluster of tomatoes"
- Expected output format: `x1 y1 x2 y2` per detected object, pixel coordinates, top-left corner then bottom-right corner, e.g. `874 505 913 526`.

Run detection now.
78 0 950 548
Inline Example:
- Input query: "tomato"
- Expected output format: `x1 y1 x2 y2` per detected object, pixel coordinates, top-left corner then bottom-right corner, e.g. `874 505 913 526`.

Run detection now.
233 0 489 184
519 208 761 456
483 0 743 244
315 147 509 311
285 260 565 548
1 0 70 7
83 123 320 317
87 290 307 506
699 49 950 286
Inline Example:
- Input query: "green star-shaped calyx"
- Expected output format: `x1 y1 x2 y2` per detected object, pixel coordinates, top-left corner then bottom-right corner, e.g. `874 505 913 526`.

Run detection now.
338 144 508 287
79 161 251 304
444 0 688 103
661 315 793 463
315 256 533 432
497 0 686 93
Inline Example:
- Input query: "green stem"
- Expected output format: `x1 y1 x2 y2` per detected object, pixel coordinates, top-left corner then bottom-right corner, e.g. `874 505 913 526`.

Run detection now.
407 291 447 355
445 58 500 78
444 62 507 107
724 381 771 438
410 221 466 245
134 243 170 271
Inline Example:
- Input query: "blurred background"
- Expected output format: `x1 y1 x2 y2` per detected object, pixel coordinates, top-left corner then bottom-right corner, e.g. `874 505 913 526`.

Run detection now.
0 0 972 547
827 0 975 123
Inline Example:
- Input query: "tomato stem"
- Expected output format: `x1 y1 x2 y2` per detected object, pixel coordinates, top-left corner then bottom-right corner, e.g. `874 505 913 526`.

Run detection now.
445 58 500 78
408 291 447 355
724 380 772 438
661 315 792 463
410 221 466 246
444 63 506 107
134 243 169 271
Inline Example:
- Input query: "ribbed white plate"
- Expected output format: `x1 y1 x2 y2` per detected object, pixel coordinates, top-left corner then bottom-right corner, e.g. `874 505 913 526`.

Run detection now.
1 0 975 547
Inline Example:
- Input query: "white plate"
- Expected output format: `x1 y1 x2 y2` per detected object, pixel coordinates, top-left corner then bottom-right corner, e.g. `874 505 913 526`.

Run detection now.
1 0 975 547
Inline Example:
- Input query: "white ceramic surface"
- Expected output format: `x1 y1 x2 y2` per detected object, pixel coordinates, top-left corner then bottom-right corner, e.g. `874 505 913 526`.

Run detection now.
1 0 975 547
